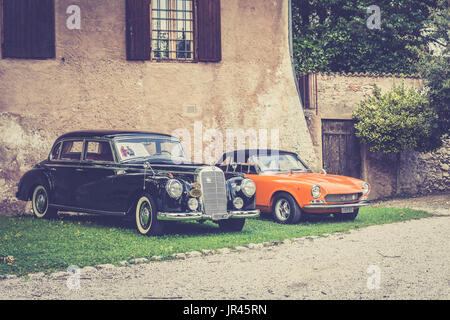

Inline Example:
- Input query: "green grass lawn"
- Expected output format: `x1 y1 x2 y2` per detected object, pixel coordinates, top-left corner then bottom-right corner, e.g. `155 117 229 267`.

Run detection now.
0 207 429 276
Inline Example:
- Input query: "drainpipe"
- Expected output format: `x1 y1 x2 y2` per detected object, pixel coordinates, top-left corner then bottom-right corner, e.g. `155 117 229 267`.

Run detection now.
288 0 301 102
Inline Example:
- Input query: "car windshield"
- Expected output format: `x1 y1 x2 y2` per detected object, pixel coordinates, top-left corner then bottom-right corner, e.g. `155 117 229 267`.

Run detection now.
251 153 309 173
115 137 187 163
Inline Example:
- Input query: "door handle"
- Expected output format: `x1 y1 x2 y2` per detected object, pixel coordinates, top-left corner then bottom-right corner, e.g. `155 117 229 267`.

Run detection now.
75 168 84 172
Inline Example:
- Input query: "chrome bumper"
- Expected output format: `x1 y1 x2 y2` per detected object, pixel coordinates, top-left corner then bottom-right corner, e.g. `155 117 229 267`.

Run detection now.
302 201 370 210
157 209 260 221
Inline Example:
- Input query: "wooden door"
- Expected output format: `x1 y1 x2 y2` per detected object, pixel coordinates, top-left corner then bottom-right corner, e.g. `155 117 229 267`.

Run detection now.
322 120 361 178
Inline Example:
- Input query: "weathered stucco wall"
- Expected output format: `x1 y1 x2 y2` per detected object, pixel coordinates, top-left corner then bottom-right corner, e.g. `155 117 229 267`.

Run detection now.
0 0 316 213
305 73 448 199
314 73 423 120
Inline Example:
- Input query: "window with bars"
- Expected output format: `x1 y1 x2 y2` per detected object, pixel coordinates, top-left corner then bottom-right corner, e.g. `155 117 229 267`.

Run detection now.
152 0 194 61
126 0 221 62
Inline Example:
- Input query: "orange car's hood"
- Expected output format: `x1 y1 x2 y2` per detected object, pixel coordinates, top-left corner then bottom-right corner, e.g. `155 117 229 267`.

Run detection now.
264 172 364 194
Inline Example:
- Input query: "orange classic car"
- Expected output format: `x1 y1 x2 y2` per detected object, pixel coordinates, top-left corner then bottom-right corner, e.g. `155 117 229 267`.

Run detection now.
217 150 370 224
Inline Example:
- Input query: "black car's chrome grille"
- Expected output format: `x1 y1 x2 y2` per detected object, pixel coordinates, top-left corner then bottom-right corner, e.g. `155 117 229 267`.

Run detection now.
325 193 362 203
199 167 227 219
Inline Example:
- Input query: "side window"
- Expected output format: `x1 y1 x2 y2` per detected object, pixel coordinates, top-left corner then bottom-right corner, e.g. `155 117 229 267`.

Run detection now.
50 142 61 160
85 141 114 162
60 140 84 161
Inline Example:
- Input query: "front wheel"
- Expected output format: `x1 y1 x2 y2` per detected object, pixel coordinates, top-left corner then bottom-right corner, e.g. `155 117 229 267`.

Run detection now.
218 218 246 232
32 185 57 219
334 209 359 221
272 193 302 224
135 195 164 236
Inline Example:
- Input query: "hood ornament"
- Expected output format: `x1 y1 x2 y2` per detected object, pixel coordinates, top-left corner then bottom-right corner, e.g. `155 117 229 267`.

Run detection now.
143 161 156 190
320 168 327 175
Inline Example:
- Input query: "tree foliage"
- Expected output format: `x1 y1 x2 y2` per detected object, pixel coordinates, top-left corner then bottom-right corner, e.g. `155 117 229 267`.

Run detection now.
292 0 439 74
353 84 439 153
415 0 449 143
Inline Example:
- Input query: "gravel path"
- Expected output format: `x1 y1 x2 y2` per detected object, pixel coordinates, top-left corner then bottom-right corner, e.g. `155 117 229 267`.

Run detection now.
1 193 449 300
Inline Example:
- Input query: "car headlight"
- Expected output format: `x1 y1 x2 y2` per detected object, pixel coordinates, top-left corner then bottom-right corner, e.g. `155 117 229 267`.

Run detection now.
187 198 199 211
241 179 256 197
233 197 244 209
311 185 321 198
362 182 370 195
166 179 183 199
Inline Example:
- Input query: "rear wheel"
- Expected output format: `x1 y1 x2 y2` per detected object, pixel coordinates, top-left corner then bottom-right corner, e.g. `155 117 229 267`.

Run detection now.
135 195 164 236
218 218 246 232
31 185 57 219
334 209 359 221
272 193 302 224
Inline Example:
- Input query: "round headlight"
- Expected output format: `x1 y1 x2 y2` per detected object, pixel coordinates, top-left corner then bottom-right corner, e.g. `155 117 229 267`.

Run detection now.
311 185 321 198
187 198 199 211
241 179 256 197
233 197 244 209
166 179 183 199
362 182 370 195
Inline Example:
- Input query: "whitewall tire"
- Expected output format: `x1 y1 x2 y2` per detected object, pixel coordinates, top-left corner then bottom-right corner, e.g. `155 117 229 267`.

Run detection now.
135 195 163 236
32 185 57 219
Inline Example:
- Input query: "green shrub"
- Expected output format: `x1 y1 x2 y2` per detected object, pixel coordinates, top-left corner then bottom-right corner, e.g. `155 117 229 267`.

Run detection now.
353 84 439 153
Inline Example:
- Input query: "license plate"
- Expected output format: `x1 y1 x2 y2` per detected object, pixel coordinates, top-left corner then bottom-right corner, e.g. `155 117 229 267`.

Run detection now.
341 207 354 214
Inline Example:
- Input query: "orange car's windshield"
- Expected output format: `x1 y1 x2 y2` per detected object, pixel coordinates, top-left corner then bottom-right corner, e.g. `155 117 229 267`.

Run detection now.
251 154 309 173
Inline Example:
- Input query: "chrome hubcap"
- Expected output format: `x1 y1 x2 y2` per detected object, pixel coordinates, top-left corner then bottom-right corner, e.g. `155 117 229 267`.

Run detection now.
275 199 291 221
35 191 47 213
139 202 151 229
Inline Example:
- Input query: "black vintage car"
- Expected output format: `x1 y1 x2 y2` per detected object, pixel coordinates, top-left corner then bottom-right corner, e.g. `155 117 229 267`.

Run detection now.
16 130 259 235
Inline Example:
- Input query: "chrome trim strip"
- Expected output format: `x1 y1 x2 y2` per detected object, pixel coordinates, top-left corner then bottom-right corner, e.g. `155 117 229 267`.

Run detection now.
302 201 370 210
49 204 126 216
229 209 260 219
157 209 260 221
158 212 204 221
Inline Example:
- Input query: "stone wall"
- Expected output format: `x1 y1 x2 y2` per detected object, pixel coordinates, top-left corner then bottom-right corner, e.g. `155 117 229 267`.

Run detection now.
0 0 316 213
398 139 450 195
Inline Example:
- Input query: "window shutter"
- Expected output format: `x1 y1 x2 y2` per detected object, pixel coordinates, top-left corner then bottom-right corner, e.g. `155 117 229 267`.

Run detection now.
197 0 221 62
2 0 55 59
126 0 151 61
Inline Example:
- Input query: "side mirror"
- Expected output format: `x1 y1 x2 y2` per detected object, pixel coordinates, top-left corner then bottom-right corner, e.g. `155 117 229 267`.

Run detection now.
320 168 327 175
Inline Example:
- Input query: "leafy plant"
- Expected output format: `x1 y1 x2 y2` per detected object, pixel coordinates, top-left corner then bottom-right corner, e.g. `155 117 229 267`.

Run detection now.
353 84 439 153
